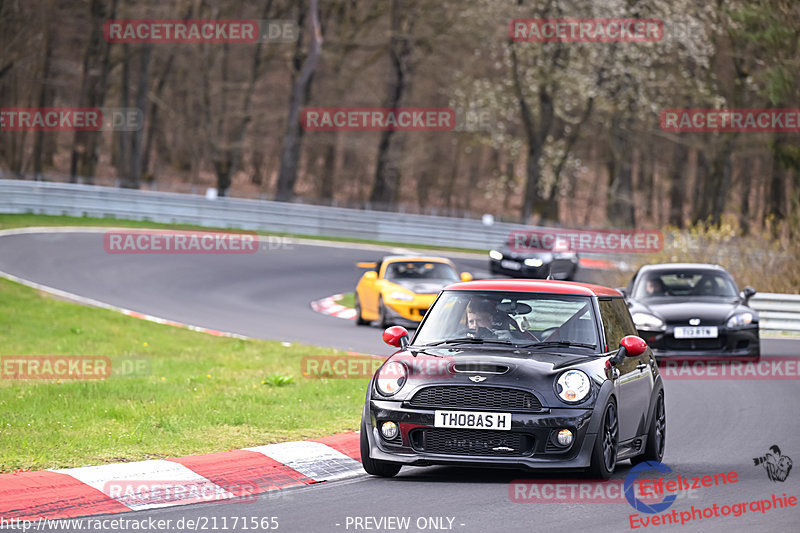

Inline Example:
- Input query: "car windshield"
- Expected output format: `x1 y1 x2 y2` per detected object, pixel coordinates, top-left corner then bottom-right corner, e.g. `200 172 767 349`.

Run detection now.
384 261 459 281
413 291 598 349
634 270 739 299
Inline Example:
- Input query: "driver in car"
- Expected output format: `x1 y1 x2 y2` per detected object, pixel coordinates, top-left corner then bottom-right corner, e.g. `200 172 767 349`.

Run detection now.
465 298 538 342
466 298 505 338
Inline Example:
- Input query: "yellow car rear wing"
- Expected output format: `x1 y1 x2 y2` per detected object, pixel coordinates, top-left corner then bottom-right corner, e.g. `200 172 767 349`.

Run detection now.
356 262 377 269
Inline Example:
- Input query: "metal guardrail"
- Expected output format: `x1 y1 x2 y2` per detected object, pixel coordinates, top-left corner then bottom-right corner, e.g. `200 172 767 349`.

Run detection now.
0 179 529 250
750 293 800 334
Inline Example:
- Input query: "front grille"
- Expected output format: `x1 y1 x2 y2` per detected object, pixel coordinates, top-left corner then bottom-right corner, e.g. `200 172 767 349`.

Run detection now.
664 336 725 350
410 428 533 456
408 386 542 412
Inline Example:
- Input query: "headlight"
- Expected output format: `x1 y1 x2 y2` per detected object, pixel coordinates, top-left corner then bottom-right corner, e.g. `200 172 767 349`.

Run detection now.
727 312 753 329
524 258 544 267
556 370 591 403
389 291 414 301
632 312 664 329
375 361 407 396
489 250 504 260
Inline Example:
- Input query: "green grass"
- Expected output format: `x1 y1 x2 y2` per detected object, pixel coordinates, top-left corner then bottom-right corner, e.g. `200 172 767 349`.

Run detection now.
337 293 355 309
0 278 371 472
0 213 486 255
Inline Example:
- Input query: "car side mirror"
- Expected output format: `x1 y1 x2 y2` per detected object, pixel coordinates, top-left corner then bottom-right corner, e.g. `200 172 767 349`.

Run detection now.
611 335 647 365
460 272 473 282
364 271 378 281
741 286 756 302
382 326 409 348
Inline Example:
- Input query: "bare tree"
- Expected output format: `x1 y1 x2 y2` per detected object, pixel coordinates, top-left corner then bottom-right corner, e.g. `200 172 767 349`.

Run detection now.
276 0 323 201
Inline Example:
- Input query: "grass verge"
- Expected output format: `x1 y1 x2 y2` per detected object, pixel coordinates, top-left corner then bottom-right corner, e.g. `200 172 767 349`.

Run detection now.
336 293 355 309
0 278 370 473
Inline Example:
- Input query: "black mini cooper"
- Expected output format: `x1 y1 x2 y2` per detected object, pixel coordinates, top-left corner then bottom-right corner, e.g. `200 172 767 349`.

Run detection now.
361 279 666 479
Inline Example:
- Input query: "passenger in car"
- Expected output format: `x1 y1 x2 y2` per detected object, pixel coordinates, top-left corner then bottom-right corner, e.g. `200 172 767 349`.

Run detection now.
645 277 669 297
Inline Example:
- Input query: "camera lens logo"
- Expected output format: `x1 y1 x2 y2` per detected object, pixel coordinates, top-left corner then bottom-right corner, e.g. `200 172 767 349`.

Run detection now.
624 461 677 514
753 445 793 482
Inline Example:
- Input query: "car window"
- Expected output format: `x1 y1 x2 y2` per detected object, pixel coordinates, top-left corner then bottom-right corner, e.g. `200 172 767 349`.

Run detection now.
384 261 459 281
634 270 738 298
413 291 598 348
598 298 636 351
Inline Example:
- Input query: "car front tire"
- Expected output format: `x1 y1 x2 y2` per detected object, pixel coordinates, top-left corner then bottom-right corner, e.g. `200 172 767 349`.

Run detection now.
354 295 369 326
589 400 619 480
360 420 402 477
378 297 391 328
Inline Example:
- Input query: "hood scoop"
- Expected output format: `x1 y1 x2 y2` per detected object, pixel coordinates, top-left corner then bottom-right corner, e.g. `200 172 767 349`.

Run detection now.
453 363 509 374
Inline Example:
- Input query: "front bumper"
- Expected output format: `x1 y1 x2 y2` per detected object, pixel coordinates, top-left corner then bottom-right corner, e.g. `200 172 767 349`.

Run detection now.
364 399 597 470
384 295 437 323
638 325 760 359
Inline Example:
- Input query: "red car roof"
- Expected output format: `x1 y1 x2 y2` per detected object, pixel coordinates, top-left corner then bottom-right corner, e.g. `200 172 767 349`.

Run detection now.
444 279 622 297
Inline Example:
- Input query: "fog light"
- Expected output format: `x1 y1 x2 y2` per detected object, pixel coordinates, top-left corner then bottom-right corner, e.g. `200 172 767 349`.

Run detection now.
557 429 573 446
381 421 399 440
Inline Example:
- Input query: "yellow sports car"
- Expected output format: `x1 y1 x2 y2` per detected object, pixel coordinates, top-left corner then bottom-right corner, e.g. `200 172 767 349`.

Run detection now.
355 256 472 327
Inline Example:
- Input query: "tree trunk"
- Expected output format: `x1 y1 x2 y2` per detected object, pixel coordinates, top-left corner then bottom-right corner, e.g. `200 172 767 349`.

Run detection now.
116 44 133 187
142 53 175 182
70 0 116 184
606 114 635 228
318 140 337 200
32 23 54 180
509 42 554 224
740 156 754 235
766 132 789 230
128 43 151 189
691 150 711 223
276 0 322 202
369 0 414 208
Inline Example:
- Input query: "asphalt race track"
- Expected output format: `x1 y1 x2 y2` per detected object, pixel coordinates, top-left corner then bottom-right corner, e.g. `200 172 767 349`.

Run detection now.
0 231 615 354
1 230 798 533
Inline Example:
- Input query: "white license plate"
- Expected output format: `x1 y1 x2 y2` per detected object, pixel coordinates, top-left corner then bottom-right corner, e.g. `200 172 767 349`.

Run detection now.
674 326 718 339
434 410 511 431
500 260 522 271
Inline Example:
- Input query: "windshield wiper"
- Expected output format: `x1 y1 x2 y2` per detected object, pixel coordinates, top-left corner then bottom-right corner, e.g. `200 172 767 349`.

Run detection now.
519 341 597 349
424 337 514 346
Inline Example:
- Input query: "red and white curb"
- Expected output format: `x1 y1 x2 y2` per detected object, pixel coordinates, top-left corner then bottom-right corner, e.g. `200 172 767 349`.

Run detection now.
0 433 361 520
578 257 628 271
311 294 357 320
